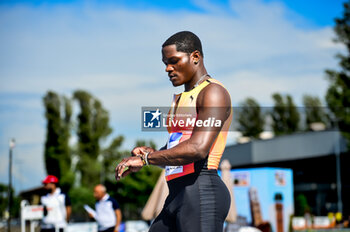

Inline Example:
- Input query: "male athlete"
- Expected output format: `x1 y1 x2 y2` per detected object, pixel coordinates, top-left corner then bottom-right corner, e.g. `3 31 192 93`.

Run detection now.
115 31 232 231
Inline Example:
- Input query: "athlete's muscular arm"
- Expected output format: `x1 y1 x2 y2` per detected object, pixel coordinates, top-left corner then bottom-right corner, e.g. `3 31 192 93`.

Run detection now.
116 83 231 180
148 84 231 165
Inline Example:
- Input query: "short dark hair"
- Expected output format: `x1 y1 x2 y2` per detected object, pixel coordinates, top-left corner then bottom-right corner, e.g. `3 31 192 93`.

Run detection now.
162 31 204 57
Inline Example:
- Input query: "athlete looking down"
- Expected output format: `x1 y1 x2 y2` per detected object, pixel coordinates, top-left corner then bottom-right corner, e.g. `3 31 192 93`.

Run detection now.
115 31 232 232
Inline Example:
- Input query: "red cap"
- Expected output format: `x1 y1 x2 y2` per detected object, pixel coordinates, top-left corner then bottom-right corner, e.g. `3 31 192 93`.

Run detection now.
42 175 59 184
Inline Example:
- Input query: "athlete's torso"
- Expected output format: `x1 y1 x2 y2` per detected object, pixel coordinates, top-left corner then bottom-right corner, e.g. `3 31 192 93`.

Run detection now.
165 78 232 182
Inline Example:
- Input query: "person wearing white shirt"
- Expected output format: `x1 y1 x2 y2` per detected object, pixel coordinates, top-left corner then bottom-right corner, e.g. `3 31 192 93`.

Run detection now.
90 184 122 232
40 175 71 232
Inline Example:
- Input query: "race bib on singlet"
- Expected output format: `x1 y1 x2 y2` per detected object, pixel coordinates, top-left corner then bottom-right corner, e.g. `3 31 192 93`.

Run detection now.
165 132 183 176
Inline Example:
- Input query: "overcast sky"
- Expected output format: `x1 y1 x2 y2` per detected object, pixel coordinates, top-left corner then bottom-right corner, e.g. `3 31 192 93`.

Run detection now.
0 0 345 192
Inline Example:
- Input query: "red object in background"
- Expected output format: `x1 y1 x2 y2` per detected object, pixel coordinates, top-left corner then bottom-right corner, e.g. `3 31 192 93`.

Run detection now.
42 175 59 184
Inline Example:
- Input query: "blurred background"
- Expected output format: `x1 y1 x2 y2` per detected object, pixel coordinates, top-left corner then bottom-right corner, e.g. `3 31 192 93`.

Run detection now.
0 0 349 231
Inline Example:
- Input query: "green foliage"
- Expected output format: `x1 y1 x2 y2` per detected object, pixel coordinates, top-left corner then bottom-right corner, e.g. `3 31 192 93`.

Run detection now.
68 134 130 220
302 95 329 130
73 90 113 188
101 136 130 183
237 97 265 138
69 186 96 220
0 183 9 219
135 140 157 149
44 90 161 220
325 2 350 146
271 93 300 136
294 194 310 216
43 91 73 190
105 139 161 219
112 165 162 220
0 183 21 218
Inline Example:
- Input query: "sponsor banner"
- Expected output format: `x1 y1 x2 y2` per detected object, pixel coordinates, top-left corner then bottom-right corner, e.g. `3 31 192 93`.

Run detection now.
21 205 44 220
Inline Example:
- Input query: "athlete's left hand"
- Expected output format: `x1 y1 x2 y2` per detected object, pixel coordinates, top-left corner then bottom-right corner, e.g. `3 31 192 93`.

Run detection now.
115 156 144 181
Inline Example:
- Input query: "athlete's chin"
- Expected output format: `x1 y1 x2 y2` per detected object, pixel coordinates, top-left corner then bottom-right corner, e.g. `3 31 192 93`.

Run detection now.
170 79 183 87
172 82 182 87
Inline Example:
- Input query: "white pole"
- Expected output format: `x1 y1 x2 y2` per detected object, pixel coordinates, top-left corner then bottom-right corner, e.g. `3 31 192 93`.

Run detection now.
30 221 35 232
20 200 28 232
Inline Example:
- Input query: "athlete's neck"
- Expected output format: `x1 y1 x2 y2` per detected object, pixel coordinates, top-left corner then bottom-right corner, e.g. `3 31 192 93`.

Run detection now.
184 70 209 91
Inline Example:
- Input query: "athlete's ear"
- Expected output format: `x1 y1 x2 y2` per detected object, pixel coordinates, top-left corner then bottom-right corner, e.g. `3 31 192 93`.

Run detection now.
191 50 201 65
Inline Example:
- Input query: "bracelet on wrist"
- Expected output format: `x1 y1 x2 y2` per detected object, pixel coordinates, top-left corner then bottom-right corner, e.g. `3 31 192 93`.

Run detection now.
139 155 147 166
137 151 150 166
144 151 150 165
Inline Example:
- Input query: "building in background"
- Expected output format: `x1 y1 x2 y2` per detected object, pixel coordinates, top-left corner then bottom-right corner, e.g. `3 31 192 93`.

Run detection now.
222 130 349 218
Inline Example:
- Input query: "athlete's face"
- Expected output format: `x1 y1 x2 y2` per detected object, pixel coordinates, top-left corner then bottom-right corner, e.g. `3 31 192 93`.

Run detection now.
162 45 196 87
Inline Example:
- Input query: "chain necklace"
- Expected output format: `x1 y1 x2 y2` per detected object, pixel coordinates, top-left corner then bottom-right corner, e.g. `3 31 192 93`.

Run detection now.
192 74 210 89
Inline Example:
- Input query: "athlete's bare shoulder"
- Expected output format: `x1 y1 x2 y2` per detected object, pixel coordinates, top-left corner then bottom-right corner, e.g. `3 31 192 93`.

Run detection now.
197 81 231 108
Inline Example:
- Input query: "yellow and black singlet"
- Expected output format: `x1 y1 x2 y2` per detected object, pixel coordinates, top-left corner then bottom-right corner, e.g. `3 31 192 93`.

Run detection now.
149 78 233 232
164 78 233 181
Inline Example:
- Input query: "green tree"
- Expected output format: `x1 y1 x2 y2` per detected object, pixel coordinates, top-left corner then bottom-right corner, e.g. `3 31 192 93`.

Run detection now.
43 91 74 190
302 95 329 130
110 140 161 220
0 183 21 218
43 90 162 220
135 139 157 149
271 93 300 136
73 90 113 188
294 194 310 216
101 135 129 184
237 97 265 138
325 2 350 146
69 186 96 220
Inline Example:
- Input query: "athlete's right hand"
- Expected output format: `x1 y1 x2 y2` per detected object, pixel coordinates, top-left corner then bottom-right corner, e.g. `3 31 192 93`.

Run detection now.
115 156 144 181
115 146 156 181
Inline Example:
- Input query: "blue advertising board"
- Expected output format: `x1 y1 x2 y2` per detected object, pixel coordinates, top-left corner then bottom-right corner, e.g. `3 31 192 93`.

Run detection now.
227 168 294 232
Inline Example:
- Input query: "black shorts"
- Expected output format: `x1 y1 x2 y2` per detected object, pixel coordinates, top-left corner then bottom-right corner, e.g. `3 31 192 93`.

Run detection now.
149 169 230 232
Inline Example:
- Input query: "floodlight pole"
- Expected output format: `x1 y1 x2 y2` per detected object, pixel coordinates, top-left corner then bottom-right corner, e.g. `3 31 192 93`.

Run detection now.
335 130 342 214
8 138 15 232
